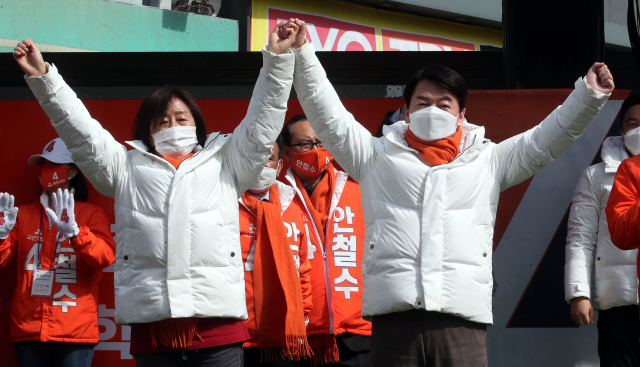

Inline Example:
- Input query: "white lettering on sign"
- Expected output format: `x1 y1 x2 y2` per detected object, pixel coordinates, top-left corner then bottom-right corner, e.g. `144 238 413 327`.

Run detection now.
307 24 338 51
96 304 133 359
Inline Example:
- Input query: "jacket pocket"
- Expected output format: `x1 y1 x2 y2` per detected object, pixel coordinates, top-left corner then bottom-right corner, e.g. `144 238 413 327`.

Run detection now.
363 221 381 276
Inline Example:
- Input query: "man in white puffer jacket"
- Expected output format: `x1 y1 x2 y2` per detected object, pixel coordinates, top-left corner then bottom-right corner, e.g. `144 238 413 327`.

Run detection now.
565 95 640 366
284 19 615 367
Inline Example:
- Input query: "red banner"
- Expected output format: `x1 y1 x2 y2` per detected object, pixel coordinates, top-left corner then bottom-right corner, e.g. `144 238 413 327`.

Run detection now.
268 8 378 51
381 28 476 51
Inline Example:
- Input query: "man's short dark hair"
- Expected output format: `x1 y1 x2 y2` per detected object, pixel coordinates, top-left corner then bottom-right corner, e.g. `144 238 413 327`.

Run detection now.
275 134 285 159
619 94 640 130
132 87 208 153
403 65 468 111
281 114 309 146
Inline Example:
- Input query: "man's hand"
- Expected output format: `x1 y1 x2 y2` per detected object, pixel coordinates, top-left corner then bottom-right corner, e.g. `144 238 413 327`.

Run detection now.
45 189 80 240
586 62 614 94
290 19 307 49
13 38 47 77
0 193 18 240
269 20 299 55
570 297 595 326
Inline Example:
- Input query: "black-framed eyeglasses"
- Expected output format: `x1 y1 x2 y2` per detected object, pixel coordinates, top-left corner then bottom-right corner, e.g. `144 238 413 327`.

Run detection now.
287 141 324 152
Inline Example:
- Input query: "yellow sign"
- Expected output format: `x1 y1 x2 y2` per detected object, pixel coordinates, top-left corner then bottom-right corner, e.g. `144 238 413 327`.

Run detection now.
250 0 502 52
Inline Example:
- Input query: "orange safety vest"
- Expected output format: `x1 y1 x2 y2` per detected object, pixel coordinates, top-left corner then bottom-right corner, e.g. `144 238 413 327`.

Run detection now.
0 194 116 343
238 183 313 347
285 167 371 337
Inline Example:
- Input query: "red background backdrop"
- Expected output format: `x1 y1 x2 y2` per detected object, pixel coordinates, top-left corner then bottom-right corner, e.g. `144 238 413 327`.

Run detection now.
0 89 630 365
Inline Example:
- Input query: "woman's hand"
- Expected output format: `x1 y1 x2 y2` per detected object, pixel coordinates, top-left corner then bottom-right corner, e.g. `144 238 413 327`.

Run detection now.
268 20 299 55
13 38 47 77
586 62 614 94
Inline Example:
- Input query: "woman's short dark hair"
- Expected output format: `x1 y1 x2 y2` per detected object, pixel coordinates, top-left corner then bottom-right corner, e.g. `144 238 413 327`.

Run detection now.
69 168 88 202
132 87 207 152
619 93 640 130
281 114 309 146
403 65 468 111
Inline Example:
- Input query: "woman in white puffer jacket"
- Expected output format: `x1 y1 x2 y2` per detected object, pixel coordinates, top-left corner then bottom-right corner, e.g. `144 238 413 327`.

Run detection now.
565 94 640 366
12 22 302 366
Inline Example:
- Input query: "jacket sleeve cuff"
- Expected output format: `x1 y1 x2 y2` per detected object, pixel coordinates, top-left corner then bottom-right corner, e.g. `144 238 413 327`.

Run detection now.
293 40 316 68
573 77 610 108
70 226 91 249
261 45 295 81
565 286 591 304
24 63 65 102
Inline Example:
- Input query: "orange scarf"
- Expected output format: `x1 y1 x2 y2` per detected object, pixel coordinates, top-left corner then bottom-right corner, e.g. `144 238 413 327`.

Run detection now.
162 153 194 169
405 127 462 166
242 186 312 362
294 165 336 243
150 152 198 349
293 168 340 365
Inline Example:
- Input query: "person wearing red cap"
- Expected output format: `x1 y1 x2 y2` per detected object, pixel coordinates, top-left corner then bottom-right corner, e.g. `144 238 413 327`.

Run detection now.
0 137 116 367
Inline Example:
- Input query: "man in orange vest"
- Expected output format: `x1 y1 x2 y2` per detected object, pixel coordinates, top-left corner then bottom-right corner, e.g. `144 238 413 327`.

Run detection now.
281 114 371 366
239 136 314 365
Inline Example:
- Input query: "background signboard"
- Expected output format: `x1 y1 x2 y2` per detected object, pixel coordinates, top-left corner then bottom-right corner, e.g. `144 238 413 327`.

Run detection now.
250 0 502 52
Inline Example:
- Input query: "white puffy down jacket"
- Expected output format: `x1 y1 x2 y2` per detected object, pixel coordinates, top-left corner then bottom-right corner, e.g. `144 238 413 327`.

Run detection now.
565 136 638 310
24 48 294 324
292 42 609 324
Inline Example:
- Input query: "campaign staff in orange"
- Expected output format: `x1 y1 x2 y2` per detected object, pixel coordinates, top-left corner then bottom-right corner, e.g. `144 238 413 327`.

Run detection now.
281 114 371 366
0 138 116 367
239 136 313 365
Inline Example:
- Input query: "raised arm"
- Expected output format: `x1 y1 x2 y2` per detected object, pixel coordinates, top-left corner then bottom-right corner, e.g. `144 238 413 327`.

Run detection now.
290 21 377 182
222 23 298 193
606 159 640 250
565 168 599 326
494 63 613 191
15 39 126 198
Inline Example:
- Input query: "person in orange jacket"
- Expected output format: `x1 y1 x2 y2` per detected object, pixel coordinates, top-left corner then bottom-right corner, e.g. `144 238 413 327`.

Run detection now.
240 136 314 366
0 138 116 367
281 115 371 366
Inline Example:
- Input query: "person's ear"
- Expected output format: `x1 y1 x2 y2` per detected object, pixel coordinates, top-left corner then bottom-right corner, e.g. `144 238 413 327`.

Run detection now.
405 104 411 124
622 129 626 139
67 166 79 179
457 108 466 127
276 159 284 177
284 148 292 162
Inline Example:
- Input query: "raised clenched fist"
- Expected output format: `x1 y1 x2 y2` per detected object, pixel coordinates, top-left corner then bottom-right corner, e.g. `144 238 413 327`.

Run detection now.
13 39 47 77
268 20 300 55
586 62 614 94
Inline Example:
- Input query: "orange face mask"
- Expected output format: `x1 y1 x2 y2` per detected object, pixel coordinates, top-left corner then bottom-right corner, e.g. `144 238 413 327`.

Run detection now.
287 148 332 178
39 163 72 191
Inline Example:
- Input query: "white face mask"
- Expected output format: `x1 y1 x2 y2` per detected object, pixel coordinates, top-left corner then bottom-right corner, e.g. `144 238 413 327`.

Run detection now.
624 126 640 156
248 163 279 193
408 106 459 141
152 126 198 158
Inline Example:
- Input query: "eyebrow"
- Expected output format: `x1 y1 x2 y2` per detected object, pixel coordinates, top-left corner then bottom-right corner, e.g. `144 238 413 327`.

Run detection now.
416 95 453 102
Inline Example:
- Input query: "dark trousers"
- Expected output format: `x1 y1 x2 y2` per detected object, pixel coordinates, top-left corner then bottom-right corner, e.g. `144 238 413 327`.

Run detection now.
244 347 296 367
14 341 96 367
134 342 244 367
598 305 640 367
370 309 487 367
244 334 370 367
